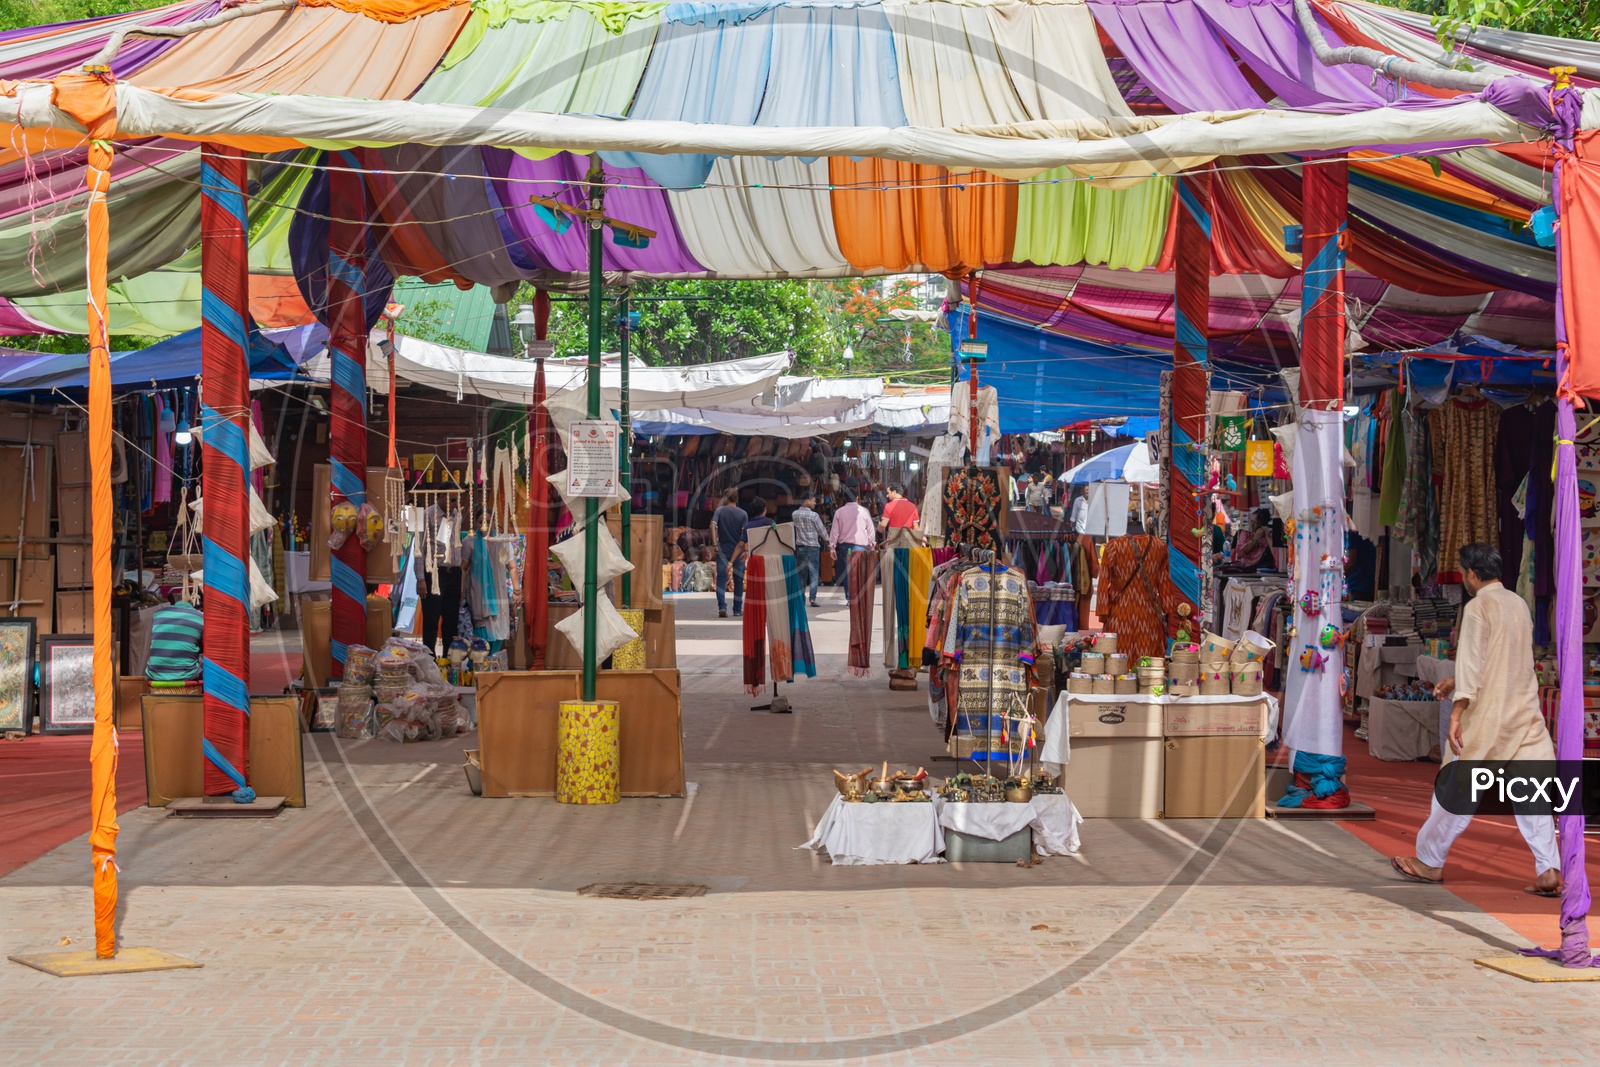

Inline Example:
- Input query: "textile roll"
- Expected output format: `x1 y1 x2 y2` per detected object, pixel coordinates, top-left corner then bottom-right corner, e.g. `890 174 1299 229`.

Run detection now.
556 699 619 805
612 608 645 670
1168 169 1211 611
198 144 253 799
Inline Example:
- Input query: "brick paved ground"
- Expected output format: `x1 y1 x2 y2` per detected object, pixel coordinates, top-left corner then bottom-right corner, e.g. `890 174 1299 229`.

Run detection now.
3 588 1598 1065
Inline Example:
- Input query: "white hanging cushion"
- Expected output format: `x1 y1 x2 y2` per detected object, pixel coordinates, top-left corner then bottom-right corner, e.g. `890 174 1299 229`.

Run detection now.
554 591 638 664
189 487 277 536
550 523 633 591
546 468 626 521
192 555 279 610
248 418 274 471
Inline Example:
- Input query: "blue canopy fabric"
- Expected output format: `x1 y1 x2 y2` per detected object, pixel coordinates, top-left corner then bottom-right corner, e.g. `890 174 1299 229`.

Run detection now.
0 325 295 399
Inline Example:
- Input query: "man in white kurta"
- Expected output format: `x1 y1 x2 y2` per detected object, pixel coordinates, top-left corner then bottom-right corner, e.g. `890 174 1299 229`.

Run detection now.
1392 543 1560 895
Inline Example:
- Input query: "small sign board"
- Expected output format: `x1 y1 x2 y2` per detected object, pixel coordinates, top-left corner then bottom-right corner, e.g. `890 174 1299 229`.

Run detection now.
567 421 619 498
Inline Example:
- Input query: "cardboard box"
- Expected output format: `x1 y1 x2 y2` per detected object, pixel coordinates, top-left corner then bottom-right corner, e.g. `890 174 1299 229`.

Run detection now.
56 431 87 486
55 589 92 634
1163 735 1265 818
57 485 89 538
56 543 90 589
1163 699 1267 737
0 445 52 557
1062 698 1163 818
0 558 52 633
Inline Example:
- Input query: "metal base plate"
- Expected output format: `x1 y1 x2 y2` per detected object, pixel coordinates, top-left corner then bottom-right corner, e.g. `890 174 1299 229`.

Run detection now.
1476 956 1600 982
1265 800 1375 821
9 946 202 977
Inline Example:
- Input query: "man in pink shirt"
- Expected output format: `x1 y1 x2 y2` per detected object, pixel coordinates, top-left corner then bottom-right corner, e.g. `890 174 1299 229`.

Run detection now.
828 493 876 604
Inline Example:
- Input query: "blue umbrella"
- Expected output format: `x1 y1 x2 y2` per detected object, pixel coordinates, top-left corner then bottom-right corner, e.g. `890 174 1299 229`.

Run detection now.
1062 443 1137 485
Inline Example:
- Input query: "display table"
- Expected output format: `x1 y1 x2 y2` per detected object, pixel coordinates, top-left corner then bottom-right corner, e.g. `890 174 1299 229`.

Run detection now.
286 550 332 595
938 794 1082 856
1367 699 1441 761
1040 691 1279 773
801 795 944 865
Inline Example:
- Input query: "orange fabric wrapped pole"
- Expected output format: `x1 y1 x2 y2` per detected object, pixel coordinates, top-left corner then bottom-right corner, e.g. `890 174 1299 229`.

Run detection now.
54 70 122 959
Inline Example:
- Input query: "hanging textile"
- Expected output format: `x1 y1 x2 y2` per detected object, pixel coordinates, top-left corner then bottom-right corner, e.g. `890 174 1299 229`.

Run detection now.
1096 534 1183 661
785 555 816 679
767 556 793 683
942 466 1004 551
881 547 911 670
908 547 932 660
1393 403 1438 583
1430 397 1500 584
1377 388 1406 527
1495 401 1539 585
743 554 768 693
847 546 877 678
947 566 1035 719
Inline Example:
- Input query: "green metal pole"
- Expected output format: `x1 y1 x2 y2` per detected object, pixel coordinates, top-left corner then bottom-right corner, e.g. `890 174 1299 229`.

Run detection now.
619 289 633 608
582 166 603 702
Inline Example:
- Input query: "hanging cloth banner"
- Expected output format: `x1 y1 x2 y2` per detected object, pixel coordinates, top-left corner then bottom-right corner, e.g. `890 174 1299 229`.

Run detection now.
1245 438 1274 477
1216 413 1249 452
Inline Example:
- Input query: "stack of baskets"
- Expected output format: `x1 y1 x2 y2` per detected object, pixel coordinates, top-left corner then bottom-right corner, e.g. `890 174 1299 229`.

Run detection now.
1080 652 1106 675
1228 630 1273 696
1198 633 1234 696
1114 674 1138 694
1098 632 1119 655
1168 643 1200 696
1092 674 1115 695
1137 655 1166 694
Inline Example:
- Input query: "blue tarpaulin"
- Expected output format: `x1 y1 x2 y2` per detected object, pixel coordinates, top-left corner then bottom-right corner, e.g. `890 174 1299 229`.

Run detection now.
0 325 296 399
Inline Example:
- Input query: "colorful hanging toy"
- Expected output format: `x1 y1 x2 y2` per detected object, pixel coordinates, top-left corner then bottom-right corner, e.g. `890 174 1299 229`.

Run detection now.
1300 590 1322 616
1299 646 1328 673
1318 624 1346 650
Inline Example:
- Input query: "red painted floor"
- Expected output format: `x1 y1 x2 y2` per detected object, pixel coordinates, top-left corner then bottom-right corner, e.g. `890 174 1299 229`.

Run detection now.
0 732 145 878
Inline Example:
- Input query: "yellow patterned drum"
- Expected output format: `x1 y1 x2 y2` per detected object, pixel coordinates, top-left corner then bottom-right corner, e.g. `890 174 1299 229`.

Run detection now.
611 609 646 670
556 699 620 804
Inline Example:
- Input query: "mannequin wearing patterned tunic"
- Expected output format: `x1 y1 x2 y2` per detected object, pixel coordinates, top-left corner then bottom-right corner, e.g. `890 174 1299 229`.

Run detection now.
943 565 1035 718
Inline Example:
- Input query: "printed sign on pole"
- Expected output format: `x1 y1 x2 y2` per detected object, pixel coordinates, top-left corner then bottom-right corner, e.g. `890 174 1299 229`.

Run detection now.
567 421 619 498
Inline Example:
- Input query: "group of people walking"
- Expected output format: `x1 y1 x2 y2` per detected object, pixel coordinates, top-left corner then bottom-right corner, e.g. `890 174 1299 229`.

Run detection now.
708 484 921 617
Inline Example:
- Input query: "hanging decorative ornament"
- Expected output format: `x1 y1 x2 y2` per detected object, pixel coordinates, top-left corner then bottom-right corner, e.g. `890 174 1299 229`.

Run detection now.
1318 623 1346 649
1299 646 1328 673
329 500 360 550
1300 590 1321 616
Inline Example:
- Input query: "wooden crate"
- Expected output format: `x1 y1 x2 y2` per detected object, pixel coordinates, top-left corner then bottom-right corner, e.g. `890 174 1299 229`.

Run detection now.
604 512 664 611
141 694 306 807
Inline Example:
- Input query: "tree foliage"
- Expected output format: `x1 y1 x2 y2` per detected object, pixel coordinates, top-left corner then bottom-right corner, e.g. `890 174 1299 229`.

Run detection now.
1402 0 1600 62
0 0 164 32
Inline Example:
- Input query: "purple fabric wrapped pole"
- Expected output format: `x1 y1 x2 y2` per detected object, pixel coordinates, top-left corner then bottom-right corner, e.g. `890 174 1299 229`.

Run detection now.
1521 85 1594 969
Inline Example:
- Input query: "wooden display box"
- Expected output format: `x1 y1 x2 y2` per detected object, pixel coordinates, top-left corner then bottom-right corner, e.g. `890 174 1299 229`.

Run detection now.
117 676 150 732
141 693 306 808
604 511 664 611
0 445 52 557
1061 698 1163 818
476 668 684 798
546 601 676 670
1162 735 1265 818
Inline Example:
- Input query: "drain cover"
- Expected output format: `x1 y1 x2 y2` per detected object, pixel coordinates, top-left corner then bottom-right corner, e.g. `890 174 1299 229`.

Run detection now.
577 882 708 900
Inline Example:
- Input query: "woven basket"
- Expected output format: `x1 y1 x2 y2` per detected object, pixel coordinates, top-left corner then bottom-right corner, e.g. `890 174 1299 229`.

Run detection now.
1137 656 1165 672
1139 684 1164 696
1114 674 1138 695
1137 667 1166 687
1199 676 1231 696
1098 633 1119 655
1230 630 1275 667
1067 673 1093 694
1170 645 1200 665
1168 682 1199 698
1170 661 1200 684
1079 653 1106 675
1230 665 1265 696
1107 653 1130 675
1092 674 1115 695
1200 632 1235 661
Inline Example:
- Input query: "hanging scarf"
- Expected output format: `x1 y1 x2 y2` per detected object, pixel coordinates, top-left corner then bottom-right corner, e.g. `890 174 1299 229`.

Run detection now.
908 547 932 659
767 554 793 683
785 555 816 678
743 554 768 694
847 547 877 677
153 393 173 505
893 547 911 670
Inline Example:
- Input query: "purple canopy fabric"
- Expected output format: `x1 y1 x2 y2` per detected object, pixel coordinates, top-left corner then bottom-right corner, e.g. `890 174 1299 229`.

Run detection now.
484 150 703 274
0 1 219 80
1199 0 1389 111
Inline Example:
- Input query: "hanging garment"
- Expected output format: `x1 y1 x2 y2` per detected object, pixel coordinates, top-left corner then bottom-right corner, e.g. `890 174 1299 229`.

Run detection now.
766 556 793 683
847 546 877 677
743 554 768 694
1378 391 1406 527
784 555 816 679
1096 534 1184 661
1494 402 1537 585
881 547 912 670
1430 398 1500 584
942 467 1004 550
1070 533 1098 623
908 546 932 658
947 566 1035 719
1394 404 1438 583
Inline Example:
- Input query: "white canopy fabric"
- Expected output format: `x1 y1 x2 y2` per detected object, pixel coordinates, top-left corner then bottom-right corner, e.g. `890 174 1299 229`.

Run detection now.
299 332 791 407
0 84 1542 173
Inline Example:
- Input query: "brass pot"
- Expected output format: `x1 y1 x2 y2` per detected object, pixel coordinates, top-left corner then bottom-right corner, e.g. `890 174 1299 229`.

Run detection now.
836 771 872 797
1004 785 1034 803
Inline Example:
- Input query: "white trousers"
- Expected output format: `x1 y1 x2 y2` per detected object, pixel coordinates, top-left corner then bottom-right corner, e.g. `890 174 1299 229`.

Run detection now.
1415 795 1560 874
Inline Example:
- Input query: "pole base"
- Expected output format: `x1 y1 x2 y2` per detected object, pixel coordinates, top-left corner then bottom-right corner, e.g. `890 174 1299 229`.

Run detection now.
1476 956 1600 982
9 946 202 977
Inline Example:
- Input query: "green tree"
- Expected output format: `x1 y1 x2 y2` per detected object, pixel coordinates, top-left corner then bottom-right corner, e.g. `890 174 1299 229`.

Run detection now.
1398 0 1600 59
0 0 164 31
808 277 950 378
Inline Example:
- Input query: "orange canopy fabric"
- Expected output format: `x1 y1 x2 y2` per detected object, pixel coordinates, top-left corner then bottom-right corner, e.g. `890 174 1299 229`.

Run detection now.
299 0 469 22
829 159 1015 276
1561 135 1600 400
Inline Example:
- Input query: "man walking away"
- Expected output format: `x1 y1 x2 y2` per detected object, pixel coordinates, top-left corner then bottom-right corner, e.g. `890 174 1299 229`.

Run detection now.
711 488 747 618
879 482 919 533
829 492 876 604
1391 542 1561 896
791 493 829 607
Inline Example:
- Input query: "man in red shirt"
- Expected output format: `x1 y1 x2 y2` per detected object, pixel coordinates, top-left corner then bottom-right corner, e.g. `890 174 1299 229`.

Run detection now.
878 483 919 533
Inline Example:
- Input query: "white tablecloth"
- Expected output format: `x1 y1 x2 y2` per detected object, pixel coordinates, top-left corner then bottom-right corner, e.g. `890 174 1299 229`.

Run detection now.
938 795 1082 856
1039 691 1281 775
800 795 945 865
286 550 332 595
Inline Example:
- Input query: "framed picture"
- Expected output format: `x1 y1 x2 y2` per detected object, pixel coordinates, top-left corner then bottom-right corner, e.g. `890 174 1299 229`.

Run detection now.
0 618 35 735
311 688 339 733
39 635 95 735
